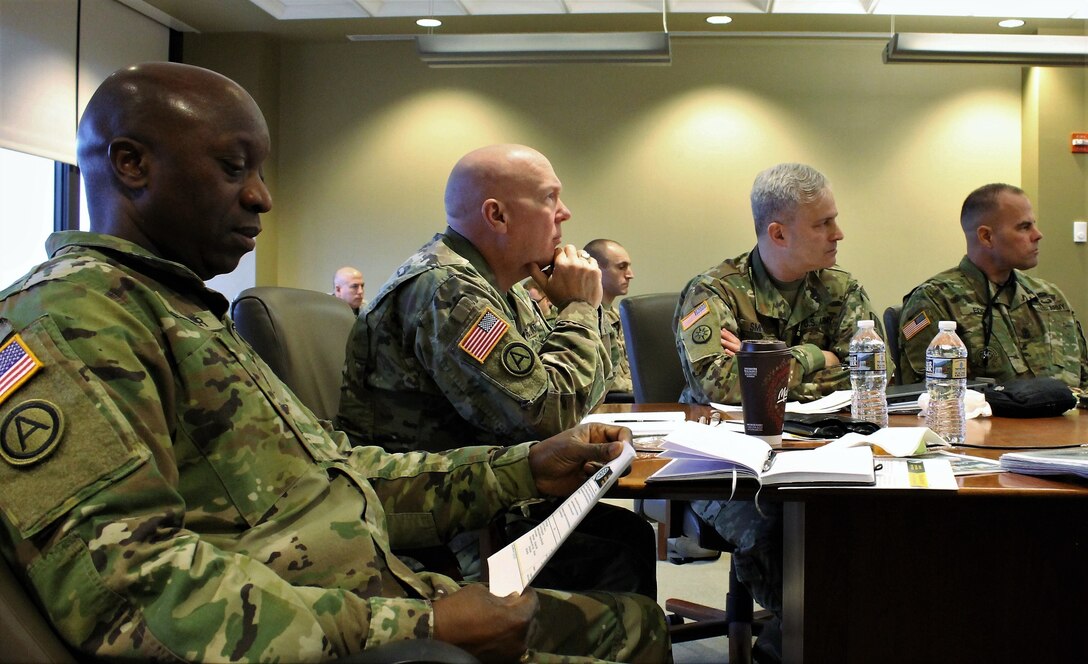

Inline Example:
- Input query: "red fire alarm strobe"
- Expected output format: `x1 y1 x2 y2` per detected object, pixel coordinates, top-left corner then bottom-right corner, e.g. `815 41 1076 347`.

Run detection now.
1074 133 1088 154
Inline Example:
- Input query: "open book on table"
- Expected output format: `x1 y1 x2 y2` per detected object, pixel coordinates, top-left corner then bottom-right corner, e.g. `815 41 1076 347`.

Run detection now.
647 420 876 486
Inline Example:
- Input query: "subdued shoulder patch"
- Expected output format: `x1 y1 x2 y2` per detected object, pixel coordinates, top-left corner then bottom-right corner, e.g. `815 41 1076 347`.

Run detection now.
902 310 931 341
501 342 535 376
692 324 713 344
680 300 711 331
458 307 510 362
1 399 63 466
0 333 43 407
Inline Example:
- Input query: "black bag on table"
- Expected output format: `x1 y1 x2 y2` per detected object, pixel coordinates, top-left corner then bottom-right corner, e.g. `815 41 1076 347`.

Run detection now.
983 377 1077 418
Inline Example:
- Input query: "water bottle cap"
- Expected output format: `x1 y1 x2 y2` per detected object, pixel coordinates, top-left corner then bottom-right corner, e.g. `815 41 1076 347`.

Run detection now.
857 320 874 329
938 320 957 331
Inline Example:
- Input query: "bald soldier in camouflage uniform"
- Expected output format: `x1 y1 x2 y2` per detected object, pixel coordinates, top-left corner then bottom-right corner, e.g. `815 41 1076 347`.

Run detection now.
899 183 1088 394
338 145 656 598
675 164 881 663
584 239 635 396
0 63 669 663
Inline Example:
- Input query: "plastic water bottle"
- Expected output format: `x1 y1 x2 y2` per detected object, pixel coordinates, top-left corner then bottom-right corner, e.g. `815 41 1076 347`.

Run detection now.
925 320 968 444
849 320 888 427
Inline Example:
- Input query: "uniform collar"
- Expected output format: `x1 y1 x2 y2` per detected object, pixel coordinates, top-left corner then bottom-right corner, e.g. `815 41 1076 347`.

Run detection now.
46 231 230 316
749 246 824 326
958 256 1035 309
442 227 502 293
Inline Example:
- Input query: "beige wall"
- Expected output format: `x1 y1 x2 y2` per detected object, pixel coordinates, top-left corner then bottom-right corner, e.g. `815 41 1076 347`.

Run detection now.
186 33 1086 318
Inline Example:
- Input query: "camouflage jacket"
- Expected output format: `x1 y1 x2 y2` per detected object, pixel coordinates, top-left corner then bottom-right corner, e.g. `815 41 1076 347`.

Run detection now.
898 256 1088 390
0 232 541 661
604 306 633 394
675 247 882 404
337 229 615 453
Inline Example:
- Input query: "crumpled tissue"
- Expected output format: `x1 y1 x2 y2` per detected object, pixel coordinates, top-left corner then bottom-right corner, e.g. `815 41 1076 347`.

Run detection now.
917 388 992 419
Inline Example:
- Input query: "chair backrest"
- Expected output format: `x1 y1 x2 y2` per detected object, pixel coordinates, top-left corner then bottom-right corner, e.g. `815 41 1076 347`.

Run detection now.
619 293 686 403
0 553 76 663
883 305 902 385
231 286 358 421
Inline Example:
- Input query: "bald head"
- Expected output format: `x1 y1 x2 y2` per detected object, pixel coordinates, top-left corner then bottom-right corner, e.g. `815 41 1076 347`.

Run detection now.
442 144 571 291
76 62 271 279
333 266 365 311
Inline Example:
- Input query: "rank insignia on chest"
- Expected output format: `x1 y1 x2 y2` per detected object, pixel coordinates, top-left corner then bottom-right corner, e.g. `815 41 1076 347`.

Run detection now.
0 333 43 407
459 307 510 362
680 300 710 331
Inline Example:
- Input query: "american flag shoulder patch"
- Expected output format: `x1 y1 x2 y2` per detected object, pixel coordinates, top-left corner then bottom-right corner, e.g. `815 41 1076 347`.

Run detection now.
459 307 510 363
0 333 43 407
680 300 711 331
902 311 931 341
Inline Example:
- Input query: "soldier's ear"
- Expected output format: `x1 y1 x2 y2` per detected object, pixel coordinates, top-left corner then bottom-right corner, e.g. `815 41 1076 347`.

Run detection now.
107 137 151 190
482 199 508 234
767 220 788 247
976 224 993 248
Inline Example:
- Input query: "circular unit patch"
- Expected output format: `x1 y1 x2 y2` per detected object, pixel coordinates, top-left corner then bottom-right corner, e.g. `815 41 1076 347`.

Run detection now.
501 342 536 376
1 399 65 467
692 324 713 345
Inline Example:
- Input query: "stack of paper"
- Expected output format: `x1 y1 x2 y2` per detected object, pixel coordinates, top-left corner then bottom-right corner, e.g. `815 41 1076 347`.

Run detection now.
999 447 1088 480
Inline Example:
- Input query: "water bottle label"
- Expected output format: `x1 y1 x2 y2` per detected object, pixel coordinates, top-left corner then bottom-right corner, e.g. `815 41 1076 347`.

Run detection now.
849 351 885 372
925 357 967 379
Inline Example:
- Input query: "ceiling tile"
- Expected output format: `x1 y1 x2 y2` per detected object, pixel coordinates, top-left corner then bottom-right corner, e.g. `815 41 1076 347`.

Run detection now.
459 1 571 15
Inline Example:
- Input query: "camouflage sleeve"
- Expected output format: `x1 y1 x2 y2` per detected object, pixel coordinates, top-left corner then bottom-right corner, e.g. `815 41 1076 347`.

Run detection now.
416 276 612 440
898 284 949 385
675 278 745 404
0 282 428 661
345 442 539 549
788 282 879 400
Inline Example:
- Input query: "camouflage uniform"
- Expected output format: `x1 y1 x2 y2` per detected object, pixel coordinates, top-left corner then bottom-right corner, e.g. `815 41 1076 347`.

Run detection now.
337 228 656 598
898 256 1088 391
0 231 668 663
676 246 880 625
676 247 883 406
604 306 633 394
338 228 617 453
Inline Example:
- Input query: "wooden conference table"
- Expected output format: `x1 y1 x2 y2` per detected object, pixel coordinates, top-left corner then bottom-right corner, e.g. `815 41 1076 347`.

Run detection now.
603 403 1088 663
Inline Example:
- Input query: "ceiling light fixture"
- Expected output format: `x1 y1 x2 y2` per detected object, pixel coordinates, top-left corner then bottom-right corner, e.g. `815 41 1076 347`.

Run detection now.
706 16 732 25
997 19 1025 28
416 18 442 28
417 32 671 66
883 33 1088 66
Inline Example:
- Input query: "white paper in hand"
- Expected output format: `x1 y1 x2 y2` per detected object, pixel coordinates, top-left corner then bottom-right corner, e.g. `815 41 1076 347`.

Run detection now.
487 442 636 597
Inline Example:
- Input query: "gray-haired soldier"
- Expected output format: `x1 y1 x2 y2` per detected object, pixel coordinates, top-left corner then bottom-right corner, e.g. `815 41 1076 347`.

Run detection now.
675 163 881 663
0 63 668 662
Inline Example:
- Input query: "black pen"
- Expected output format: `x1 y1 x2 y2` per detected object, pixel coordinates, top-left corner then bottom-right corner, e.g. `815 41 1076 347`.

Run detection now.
762 449 777 473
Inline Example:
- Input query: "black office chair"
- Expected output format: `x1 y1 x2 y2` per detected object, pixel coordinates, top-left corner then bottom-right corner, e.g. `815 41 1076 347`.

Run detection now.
883 305 902 385
619 293 766 662
231 286 357 421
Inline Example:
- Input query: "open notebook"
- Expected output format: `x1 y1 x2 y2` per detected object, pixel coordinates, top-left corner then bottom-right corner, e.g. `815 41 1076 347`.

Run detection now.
647 421 876 486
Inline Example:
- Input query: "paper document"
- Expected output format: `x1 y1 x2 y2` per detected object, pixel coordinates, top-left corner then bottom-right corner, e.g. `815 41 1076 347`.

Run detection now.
581 411 686 437
872 458 957 490
711 390 852 416
487 442 636 597
821 427 949 457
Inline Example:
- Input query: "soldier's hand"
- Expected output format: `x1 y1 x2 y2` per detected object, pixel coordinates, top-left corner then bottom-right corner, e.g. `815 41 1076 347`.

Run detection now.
530 245 602 309
822 350 840 368
529 423 629 497
720 327 741 356
432 584 538 662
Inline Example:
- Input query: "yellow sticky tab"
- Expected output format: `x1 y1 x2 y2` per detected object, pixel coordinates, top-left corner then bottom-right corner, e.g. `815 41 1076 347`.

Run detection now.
906 460 928 487
0 333 43 408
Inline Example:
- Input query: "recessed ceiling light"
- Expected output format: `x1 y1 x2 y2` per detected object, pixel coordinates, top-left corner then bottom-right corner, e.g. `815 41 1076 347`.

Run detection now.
998 19 1025 28
706 16 733 26
416 18 442 28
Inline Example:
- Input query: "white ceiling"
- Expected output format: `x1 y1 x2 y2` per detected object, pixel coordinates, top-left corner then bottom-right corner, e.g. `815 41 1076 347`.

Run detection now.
249 0 1088 21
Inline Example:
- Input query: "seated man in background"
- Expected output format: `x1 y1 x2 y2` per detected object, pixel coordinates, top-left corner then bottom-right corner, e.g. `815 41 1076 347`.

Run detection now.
337 144 656 597
584 238 635 395
898 183 1088 395
333 265 366 314
674 162 882 662
0 62 668 663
